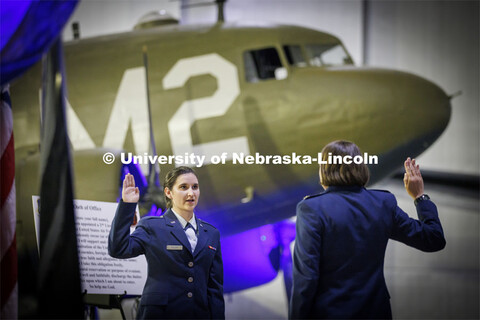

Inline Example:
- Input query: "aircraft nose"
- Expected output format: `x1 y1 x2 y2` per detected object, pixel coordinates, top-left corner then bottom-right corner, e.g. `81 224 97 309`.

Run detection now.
391 71 451 148
356 69 452 182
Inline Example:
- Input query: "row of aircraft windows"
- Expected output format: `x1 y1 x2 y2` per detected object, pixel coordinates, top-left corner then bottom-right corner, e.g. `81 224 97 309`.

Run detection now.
244 44 353 83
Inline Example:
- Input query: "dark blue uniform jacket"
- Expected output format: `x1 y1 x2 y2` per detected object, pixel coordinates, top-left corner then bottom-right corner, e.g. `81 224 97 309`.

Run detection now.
108 201 225 319
289 186 446 319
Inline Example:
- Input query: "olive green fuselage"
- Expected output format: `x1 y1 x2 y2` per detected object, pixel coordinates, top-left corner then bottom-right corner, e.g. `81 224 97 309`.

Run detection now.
12 22 450 234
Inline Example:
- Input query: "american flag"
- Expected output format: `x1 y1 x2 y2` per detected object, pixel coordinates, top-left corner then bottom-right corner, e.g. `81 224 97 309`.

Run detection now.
1 85 17 319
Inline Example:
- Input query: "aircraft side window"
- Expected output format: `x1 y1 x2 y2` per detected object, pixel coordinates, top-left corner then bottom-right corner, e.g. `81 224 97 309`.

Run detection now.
243 47 284 82
283 45 307 67
305 44 353 67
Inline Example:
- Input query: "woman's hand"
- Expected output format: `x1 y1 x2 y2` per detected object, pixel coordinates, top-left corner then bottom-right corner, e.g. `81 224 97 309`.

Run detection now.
122 173 140 203
403 157 424 200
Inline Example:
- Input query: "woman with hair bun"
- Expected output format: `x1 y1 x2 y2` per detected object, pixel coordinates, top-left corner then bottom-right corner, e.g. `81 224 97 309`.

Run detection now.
109 166 224 319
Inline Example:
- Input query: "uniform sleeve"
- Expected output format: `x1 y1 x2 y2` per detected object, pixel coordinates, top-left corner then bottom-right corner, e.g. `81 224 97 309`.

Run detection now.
289 200 323 319
390 197 446 252
207 230 225 319
108 200 149 259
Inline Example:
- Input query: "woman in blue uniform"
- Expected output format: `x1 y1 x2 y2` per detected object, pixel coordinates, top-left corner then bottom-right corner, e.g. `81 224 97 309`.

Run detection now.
109 166 224 319
289 140 446 319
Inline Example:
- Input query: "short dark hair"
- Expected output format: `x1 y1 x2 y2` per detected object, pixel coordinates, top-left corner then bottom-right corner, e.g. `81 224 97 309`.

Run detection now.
163 166 198 208
319 140 369 187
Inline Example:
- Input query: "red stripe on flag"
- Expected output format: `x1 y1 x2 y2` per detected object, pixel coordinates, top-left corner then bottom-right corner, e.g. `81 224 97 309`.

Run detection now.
1 86 17 319
0 134 15 208
0 235 17 310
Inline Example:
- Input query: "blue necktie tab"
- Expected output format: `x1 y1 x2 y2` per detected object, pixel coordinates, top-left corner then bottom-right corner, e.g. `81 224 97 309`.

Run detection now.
184 222 196 232
184 222 197 252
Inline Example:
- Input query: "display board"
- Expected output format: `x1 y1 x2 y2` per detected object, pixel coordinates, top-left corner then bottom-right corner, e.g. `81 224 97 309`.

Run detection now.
32 196 147 295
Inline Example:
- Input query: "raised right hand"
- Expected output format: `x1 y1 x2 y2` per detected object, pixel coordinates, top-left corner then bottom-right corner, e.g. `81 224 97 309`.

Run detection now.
403 157 424 200
122 173 140 203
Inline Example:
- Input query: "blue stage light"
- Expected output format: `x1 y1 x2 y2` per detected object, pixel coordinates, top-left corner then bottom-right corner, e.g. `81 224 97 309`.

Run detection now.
1 1 79 86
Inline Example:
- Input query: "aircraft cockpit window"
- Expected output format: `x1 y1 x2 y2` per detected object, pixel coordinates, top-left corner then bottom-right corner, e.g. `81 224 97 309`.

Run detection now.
283 45 307 67
244 47 284 82
305 44 353 67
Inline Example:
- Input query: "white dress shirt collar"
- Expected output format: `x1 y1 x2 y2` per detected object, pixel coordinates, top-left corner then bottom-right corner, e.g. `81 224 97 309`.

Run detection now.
171 209 197 230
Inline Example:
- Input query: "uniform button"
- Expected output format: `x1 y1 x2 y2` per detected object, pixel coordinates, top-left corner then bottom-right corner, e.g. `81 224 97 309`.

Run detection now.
188 261 194 267
188 277 194 283
187 292 193 298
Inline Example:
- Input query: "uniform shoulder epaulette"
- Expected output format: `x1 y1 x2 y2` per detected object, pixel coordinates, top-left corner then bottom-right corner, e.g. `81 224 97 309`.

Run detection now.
303 192 325 200
140 215 164 221
369 188 392 194
198 219 217 229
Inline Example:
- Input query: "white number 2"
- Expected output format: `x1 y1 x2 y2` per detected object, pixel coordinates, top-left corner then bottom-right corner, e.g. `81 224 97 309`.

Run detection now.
163 53 250 166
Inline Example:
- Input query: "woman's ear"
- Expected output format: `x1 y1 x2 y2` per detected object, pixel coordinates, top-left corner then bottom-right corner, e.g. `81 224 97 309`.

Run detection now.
164 187 172 199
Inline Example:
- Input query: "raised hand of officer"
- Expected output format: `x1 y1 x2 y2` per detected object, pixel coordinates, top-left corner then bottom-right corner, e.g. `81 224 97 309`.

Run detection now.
403 157 424 200
122 173 140 203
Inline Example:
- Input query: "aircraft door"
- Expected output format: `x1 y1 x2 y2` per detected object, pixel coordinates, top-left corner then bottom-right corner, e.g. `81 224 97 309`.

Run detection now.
240 46 299 203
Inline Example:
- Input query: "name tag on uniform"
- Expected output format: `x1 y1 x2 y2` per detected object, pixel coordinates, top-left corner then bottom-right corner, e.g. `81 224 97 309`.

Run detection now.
166 245 183 251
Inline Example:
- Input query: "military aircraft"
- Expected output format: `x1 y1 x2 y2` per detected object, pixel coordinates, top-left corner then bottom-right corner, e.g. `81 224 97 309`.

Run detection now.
11 5 451 305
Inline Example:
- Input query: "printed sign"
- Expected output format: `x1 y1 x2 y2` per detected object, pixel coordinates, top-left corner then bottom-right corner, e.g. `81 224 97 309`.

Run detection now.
32 196 147 295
